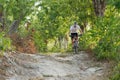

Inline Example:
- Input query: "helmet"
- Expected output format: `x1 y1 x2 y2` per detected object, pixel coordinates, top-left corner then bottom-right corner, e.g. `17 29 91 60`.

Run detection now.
74 21 77 27
74 21 77 25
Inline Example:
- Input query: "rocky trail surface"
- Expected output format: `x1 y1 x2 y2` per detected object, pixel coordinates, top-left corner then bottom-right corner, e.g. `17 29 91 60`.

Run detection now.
0 51 109 80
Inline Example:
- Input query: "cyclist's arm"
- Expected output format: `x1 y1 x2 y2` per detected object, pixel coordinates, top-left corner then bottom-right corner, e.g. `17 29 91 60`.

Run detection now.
69 26 72 35
77 25 83 34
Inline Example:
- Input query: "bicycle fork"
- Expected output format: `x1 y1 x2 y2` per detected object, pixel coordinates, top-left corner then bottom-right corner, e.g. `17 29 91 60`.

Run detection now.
73 40 78 54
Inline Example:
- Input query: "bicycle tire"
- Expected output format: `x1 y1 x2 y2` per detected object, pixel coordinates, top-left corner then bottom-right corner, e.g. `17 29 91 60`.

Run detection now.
74 46 77 54
74 41 78 54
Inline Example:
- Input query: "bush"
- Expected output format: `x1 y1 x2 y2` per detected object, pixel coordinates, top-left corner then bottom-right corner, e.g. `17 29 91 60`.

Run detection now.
110 63 120 80
33 31 47 52
0 32 12 55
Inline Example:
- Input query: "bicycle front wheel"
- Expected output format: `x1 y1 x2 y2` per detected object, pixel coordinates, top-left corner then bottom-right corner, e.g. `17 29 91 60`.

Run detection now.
74 46 78 54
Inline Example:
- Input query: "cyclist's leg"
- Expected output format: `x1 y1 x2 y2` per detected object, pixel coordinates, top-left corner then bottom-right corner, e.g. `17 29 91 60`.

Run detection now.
74 33 78 47
74 33 78 40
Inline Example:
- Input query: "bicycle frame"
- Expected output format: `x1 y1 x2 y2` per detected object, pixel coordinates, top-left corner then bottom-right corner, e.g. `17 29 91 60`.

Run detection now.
73 36 78 54
70 34 82 54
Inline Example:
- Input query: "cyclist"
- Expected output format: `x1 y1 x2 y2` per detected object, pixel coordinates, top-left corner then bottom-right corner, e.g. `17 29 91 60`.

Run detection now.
69 22 83 48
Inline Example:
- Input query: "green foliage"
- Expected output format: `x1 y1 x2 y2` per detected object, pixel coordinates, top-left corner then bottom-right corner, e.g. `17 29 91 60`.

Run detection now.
0 32 12 55
0 0 36 32
33 31 47 52
79 3 120 60
33 0 94 51
4 0 35 20
78 1 120 78
0 0 120 79
94 6 120 60
110 63 120 80
107 0 120 12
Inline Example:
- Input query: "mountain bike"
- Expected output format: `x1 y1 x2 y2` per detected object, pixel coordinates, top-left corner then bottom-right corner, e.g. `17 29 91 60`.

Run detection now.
73 36 79 54
70 34 82 54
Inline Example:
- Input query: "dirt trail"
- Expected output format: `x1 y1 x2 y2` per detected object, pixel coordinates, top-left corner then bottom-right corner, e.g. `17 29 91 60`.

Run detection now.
0 51 109 80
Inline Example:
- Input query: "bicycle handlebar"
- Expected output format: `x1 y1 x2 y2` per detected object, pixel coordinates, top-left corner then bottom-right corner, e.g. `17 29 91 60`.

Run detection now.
69 34 82 37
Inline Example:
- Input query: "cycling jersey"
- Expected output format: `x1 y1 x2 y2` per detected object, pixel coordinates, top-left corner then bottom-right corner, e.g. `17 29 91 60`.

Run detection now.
70 25 80 34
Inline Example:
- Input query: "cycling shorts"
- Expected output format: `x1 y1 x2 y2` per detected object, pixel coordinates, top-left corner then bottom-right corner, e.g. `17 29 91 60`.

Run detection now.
71 33 78 39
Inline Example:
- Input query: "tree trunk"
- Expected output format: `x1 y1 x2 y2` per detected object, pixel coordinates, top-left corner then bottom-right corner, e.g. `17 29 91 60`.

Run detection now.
0 4 4 31
8 20 20 35
92 0 106 17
